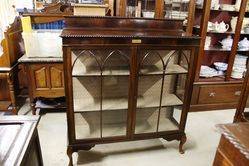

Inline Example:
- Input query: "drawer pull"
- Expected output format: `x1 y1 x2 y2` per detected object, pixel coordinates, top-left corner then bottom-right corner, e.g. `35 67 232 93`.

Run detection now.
234 91 241 96
209 92 216 97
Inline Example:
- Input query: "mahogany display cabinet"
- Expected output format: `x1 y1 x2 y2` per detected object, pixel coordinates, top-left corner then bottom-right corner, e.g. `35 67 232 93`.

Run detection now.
61 16 200 165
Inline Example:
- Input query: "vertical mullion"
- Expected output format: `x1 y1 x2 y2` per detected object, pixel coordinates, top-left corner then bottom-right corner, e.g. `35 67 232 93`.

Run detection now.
100 71 103 138
156 67 166 133
128 46 138 138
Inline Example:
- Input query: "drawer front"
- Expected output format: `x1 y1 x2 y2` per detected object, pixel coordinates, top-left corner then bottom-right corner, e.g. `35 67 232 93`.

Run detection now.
198 84 242 104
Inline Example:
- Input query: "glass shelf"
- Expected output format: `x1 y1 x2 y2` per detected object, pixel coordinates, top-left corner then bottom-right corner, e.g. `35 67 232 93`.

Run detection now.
72 64 187 77
72 66 130 76
140 64 188 75
196 7 240 14
73 93 183 112
204 46 232 51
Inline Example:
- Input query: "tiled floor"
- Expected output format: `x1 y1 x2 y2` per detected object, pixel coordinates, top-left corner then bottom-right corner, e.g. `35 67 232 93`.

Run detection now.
17 99 236 166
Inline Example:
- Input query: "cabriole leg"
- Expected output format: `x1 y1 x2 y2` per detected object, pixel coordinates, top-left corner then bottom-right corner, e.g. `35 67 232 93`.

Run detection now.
67 146 73 166
179 135 187 154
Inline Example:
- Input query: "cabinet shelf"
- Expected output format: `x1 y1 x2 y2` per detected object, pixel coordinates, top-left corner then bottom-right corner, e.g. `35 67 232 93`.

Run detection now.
140 64 187 75
196 7 240 14
204 47 249 52
74 94 183 112
72 65 187 77
193 26 235 35
204 46 231 52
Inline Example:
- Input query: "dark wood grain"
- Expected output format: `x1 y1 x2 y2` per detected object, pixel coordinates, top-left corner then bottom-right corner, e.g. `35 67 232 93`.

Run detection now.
213 123 249 166
62 16 200 165
0 116 43 166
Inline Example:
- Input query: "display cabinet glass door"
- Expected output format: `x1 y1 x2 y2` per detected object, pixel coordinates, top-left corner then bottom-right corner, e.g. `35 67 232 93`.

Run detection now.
135 49 190 134
71 48 131 139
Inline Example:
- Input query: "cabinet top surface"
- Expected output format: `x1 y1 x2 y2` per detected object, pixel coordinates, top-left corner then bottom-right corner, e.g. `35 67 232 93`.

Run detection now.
61 16 200 40
217 123 249 159
0 115 40 166
18 54 63 63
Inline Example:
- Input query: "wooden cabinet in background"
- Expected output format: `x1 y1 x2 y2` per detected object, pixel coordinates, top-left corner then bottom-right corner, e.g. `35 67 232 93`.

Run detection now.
0 116 43 166
191 83 242 111
29 63 64 97
0 17 23 115
191 0 249 111
213 123 249 166
19 55 65 115
0 64 19 114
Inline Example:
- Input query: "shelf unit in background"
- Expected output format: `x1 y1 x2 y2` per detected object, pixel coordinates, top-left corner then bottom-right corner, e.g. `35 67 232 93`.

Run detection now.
117 0 196 34
190 0 249 111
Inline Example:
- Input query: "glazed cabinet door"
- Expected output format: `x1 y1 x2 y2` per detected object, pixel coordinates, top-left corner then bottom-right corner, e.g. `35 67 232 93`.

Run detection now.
70 48 132 140
134 47 191 135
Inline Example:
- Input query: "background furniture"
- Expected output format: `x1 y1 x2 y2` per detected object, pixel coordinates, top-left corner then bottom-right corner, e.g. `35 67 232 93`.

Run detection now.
213 123 249 166
19 55 65 115
20 3 72 114
190 0 249 111
234 63 249 122
0 64 19 114
0 17 23 115
0 116 43 166
62 16 199 165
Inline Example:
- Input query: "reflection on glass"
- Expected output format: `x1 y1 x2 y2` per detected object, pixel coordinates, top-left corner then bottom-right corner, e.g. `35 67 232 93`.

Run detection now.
164 0 189 19
126 0 155 18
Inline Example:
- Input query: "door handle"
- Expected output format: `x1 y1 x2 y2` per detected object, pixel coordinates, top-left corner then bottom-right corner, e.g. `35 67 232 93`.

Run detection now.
209 92 216 97
234 91 241 96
